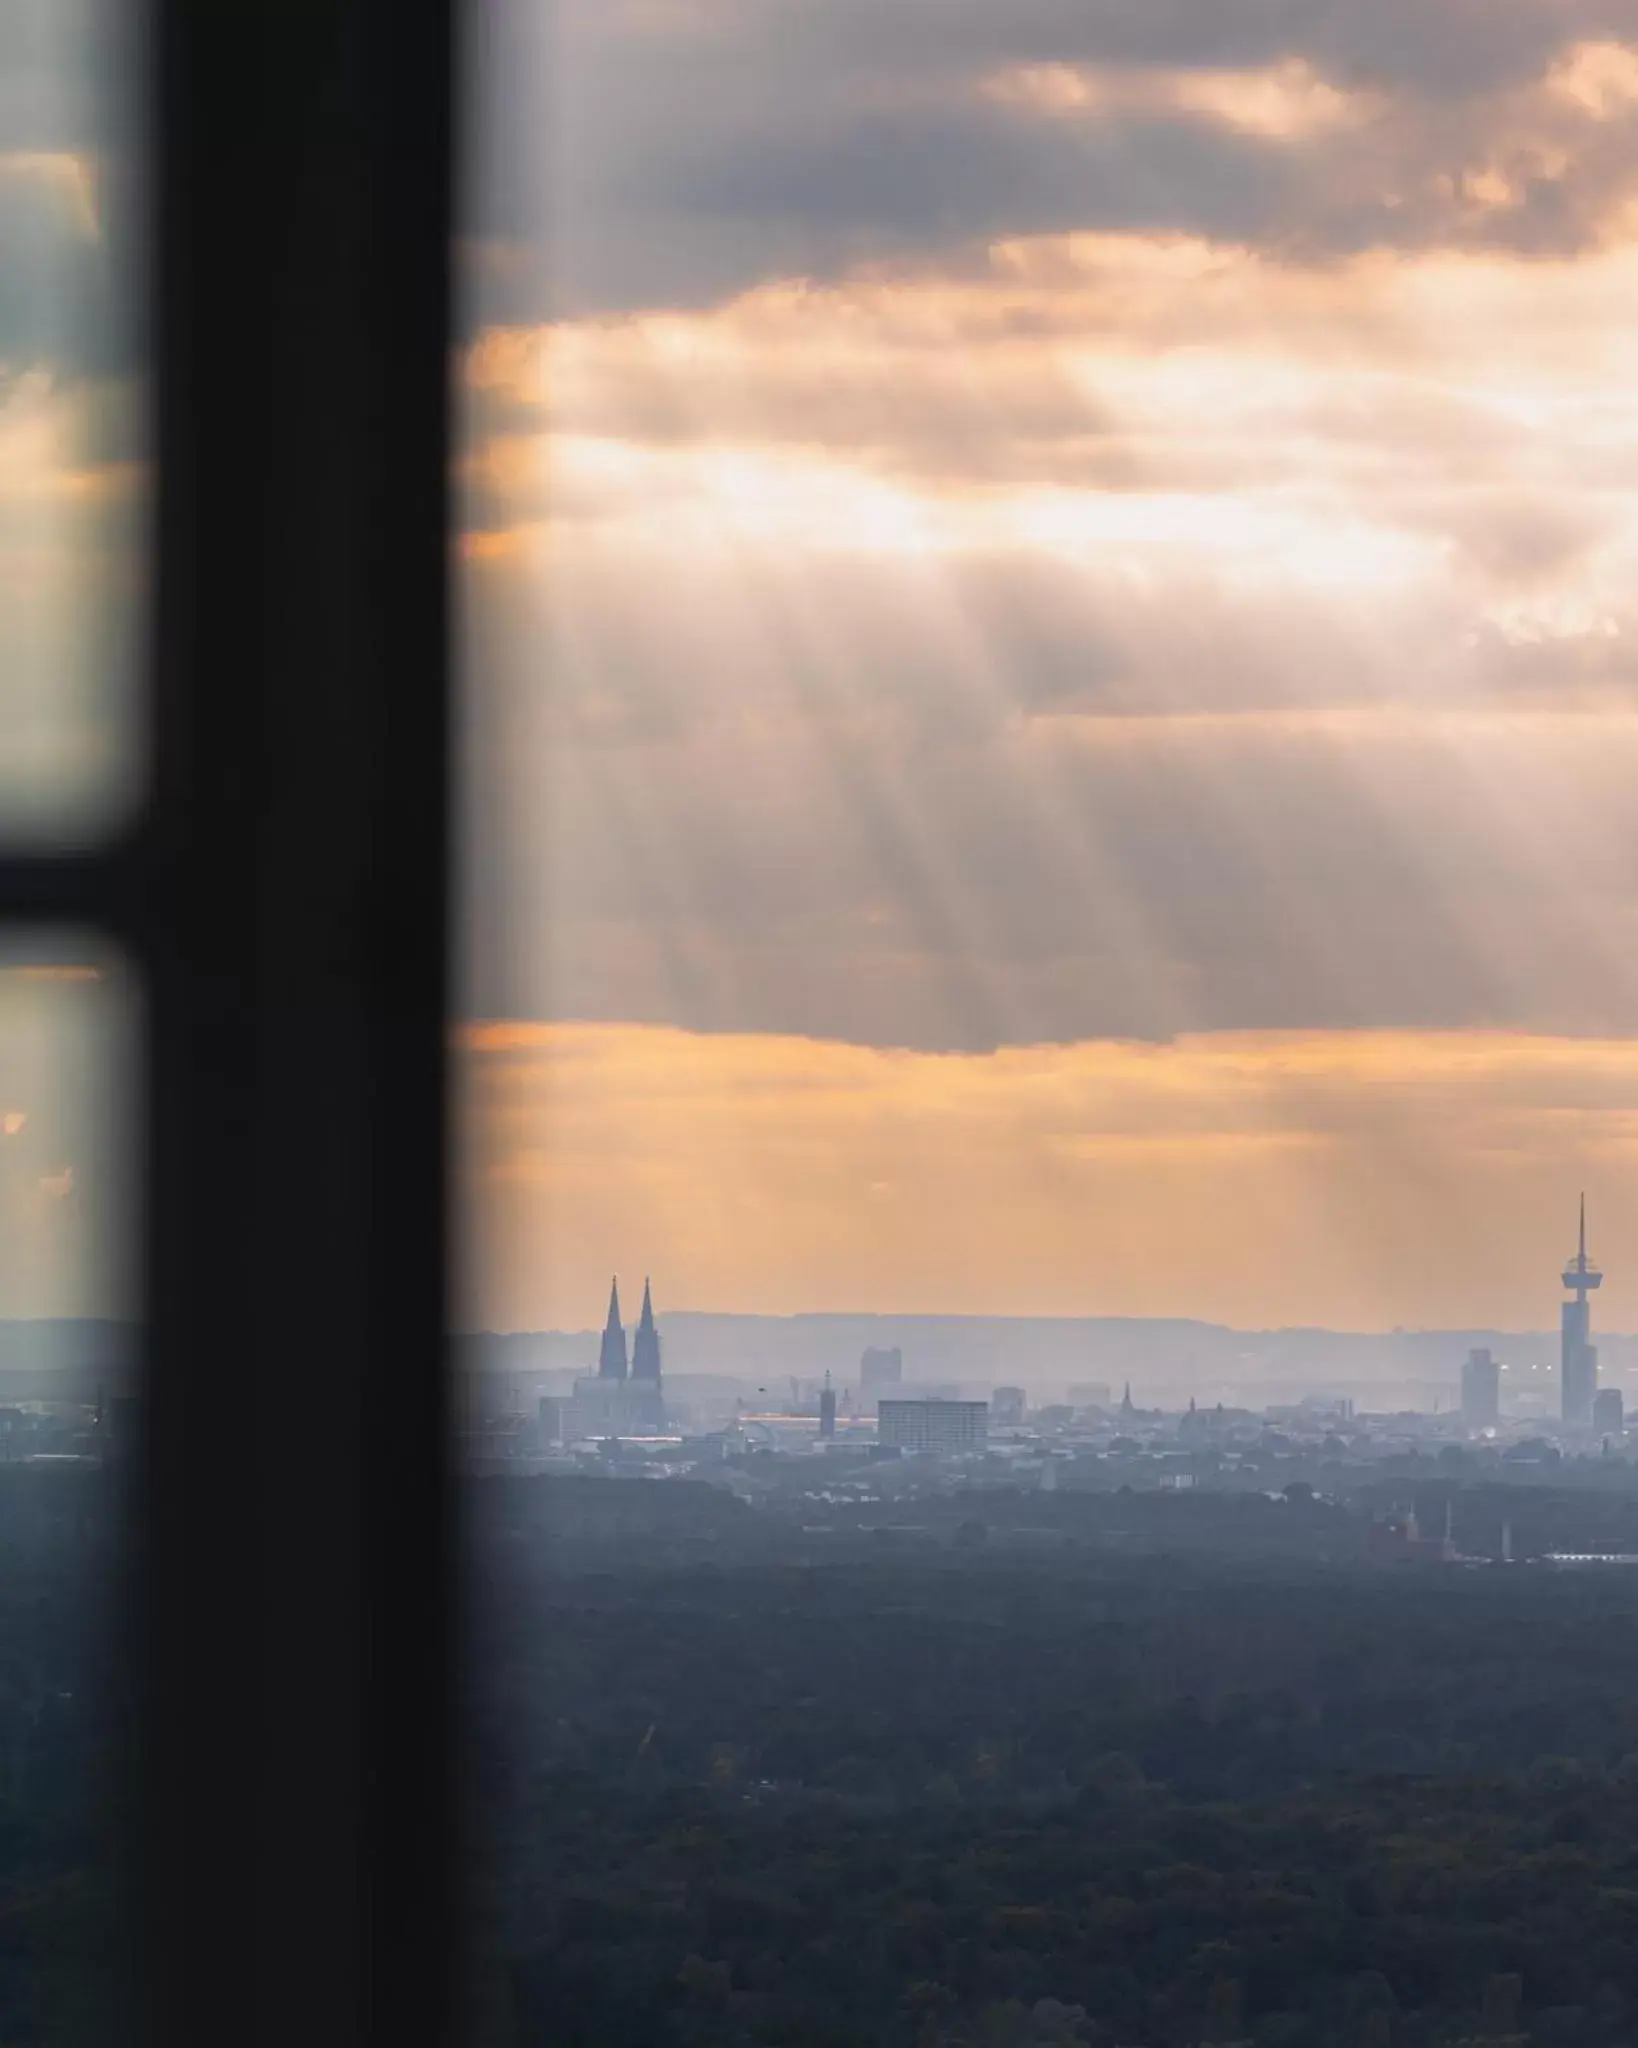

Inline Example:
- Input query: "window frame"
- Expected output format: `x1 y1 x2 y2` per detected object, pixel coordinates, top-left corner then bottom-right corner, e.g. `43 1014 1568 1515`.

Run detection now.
0 2 457 2040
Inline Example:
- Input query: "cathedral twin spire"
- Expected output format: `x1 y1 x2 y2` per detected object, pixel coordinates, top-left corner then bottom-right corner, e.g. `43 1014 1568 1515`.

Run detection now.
598 1277 627 1379
632 1278 662 1383
597 1277 662 1383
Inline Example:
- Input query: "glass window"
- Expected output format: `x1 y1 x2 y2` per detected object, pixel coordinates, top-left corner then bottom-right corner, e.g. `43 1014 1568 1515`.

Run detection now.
0 947 134 2044
460 7 1638 2045
1 0 145 840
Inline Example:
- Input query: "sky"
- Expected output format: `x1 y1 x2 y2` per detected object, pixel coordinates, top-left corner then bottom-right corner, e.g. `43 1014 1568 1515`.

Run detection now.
456 0 1638 1333
13 1 1638 1330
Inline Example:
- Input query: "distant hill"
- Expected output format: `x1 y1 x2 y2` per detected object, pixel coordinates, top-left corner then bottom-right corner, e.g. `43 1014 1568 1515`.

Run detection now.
0 1321 137 1403
6 1313 1601 1412
454 1312 1635 1409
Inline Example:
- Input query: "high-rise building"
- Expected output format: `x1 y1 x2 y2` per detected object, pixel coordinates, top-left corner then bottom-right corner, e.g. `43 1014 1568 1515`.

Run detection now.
877 1399 988 1455
1592 1386 1625 1437
1461 1347 1500 1429
819 1371 837 1440
860 1346 903 1393
990 1385 1026 1427
1561 1196 1602 1427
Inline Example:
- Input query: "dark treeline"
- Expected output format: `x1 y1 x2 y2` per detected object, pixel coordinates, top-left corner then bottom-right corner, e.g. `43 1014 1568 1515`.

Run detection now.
11 1461 1638 2043
465 1476 1638 2048
465 1465 1638 1565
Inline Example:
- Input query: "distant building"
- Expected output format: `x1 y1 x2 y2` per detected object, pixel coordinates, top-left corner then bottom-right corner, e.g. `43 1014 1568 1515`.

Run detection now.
1461 1347 1500 1429
572 1277 666 1435
819 1372 837 1440
627 1277 665 1429
631 1278 661 1380
1593 1386 1625 1437
990 1386 1026 1427
537 1396 566 1447
860 1347 903 1393
877 1399 988 1455
1561 1196 1602 1427
598 1277 628 1382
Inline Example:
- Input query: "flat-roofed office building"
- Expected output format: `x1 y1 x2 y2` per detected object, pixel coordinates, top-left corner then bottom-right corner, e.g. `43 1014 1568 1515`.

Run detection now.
1461 1347 1500 1429
877 1399 988 1455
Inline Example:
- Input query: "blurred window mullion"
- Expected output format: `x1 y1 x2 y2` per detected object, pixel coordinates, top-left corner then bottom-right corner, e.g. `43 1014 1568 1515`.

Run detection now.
0 0 456 2042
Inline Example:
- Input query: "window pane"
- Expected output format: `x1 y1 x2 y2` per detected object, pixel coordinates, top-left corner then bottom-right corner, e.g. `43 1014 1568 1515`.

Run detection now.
0 946 135 2043
460 5 1638 2045
1 0 144 841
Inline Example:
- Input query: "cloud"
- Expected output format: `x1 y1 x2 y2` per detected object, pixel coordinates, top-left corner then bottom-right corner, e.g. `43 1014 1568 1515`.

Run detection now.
469 1 1638 320
463 536 1638 1052
452 117 1638 1065
457 1018 1638 1329
465 232 1638 583
457 210 1638 1057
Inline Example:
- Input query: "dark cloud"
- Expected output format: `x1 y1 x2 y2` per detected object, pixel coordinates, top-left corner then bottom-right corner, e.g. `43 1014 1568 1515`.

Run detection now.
745 0 1600 99
467 0 1638 322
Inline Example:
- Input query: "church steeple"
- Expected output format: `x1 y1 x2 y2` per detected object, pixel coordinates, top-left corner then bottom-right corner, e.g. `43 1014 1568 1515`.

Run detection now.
598 1277 628 1381
631 1276 662 1384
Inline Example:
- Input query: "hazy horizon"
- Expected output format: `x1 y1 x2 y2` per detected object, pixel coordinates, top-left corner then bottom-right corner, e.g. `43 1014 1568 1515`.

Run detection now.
465 1304 1621 1344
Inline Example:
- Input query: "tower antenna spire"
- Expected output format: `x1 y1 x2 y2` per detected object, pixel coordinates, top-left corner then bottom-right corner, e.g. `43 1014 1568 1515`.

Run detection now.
1561 1194 1603 1426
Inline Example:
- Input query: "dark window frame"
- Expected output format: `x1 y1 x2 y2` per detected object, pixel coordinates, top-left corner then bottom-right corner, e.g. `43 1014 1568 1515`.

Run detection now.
0 2 456 2041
